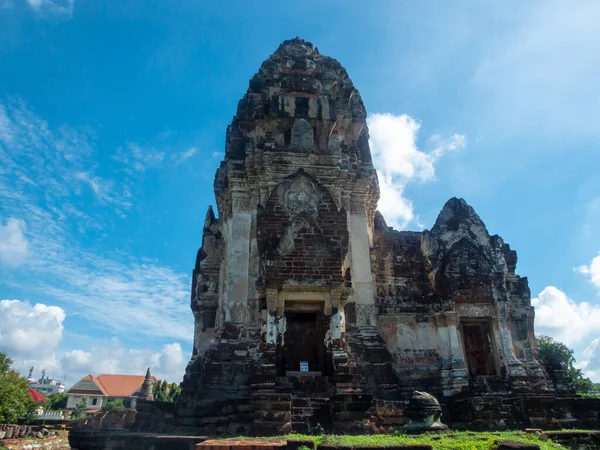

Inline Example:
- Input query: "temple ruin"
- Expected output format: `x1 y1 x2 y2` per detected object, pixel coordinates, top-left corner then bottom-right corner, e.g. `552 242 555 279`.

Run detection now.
169 37 562 433
68 40 600 450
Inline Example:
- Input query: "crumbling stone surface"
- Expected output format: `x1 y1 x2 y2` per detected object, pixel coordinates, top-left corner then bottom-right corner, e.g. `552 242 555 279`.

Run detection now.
74 409 137 431
372 198 550 397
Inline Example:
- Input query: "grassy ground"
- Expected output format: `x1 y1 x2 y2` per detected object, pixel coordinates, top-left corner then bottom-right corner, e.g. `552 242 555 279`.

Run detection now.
279 432 566 450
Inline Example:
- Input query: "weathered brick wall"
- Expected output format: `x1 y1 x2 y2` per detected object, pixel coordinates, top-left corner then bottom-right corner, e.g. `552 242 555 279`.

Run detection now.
257 180 348 289
372 213 437 314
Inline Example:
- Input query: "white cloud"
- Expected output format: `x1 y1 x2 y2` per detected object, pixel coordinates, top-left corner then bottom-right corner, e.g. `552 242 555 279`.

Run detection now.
580 338 600 382
74 172 132 209
38 257 192 341
173 147 198 165
0 99 193 341
62 341 187 384
368 113 466 229
576 254 600 291
0 299 65 371
126 143 165 172
0 298 188 385
24 0 73 16
532 286 600 346
0 98 130 221
0 217 28 267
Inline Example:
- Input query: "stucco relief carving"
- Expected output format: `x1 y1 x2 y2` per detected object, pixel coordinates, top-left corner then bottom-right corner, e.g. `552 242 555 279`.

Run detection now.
276 174 322 256
232 196 252 212
280 175 321 217
355 304 377 326
278 217 310 255
227 302 251 323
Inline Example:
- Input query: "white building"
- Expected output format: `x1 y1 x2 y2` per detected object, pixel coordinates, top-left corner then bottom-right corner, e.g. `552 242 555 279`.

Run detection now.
27 369 66 395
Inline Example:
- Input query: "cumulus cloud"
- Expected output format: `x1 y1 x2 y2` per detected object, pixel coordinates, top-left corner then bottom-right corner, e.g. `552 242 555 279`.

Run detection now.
368 113 466 229
0 299 65 355
576 254 600 291
532 286 600 346
0 300 65 377
0 217 28 267
62 341 187 384
0 299 188 384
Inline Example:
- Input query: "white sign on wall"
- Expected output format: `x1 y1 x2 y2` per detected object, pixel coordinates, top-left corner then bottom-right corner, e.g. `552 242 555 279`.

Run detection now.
299 361 309 372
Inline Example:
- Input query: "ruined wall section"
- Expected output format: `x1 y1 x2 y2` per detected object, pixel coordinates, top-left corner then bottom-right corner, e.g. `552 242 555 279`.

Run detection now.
372 198 549 397
181 206 223 397
371 212 446 396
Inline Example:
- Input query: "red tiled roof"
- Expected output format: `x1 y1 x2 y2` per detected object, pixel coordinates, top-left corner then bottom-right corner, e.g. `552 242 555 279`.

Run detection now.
68 373 158 398
28 388 46 403
96 374 157 397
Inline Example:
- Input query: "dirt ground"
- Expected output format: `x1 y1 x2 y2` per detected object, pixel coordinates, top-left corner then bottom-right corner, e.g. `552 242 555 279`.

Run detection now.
0 430 70 449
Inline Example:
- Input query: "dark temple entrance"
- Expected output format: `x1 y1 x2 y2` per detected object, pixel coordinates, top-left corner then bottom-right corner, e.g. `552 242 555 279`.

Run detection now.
283 310 327 374
461 320 498 376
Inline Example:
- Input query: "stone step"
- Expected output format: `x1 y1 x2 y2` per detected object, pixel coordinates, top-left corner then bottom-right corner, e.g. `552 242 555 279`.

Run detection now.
291 397 329 406
291 421 310 433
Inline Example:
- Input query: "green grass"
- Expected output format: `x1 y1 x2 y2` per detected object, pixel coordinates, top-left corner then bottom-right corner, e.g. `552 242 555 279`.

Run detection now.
279 431 567 450
577 393 600 399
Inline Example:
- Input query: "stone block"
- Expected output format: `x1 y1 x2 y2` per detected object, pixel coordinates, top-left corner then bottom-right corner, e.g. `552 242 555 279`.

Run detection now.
495 441 540 450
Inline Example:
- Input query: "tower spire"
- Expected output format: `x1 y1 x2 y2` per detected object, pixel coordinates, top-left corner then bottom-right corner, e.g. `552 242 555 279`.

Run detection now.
141 367 154 401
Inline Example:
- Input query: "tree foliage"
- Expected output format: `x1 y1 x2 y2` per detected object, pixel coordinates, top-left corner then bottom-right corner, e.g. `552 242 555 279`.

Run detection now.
71 398 88 420
537 335 575 368
0 351 35 424
152 379 181 402
101 399 125 412
536 335 599 394
46 392 68 410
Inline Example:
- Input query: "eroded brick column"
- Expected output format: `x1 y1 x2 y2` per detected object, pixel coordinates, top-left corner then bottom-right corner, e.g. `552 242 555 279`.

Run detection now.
223 193 253 323
347 196 376 326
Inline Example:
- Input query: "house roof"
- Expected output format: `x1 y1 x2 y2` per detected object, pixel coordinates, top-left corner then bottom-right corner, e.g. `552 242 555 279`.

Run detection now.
28 387 46 403
68 373 158 398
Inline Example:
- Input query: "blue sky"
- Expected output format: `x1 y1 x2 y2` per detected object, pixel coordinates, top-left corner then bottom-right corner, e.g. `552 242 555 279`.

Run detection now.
1 0 600 385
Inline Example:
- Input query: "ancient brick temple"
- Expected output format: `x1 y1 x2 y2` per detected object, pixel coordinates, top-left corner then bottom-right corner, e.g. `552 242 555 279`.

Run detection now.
172 38 577 434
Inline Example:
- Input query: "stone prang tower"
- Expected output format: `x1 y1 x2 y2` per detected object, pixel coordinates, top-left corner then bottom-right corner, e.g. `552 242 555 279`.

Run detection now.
178 38 555 434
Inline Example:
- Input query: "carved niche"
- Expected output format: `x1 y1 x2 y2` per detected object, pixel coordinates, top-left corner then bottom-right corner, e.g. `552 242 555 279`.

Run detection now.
290 119 314 149
276 174 322 256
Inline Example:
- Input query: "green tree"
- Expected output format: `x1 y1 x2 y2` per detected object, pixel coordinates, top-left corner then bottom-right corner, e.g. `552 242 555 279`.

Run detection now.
0 352 11 373
46 392 68 410
537 335 575 368
101 399 125 412
151 379 180 402
167 382 181 400
0 351 35 424
536 335 596 394
71 398 88 420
